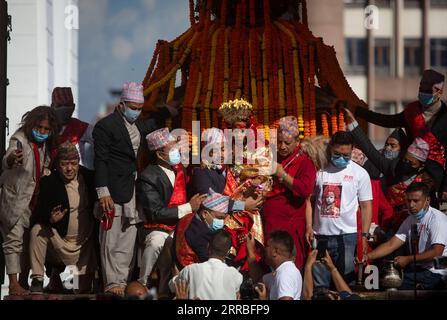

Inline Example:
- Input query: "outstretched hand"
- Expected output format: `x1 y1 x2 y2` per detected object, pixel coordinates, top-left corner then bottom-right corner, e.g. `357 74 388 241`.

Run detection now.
175 279 189 300
343 107 356 125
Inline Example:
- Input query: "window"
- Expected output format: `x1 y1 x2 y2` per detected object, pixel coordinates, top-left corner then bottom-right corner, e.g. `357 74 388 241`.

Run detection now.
431 0 447 8
344 0 367 7
404 38 422 76
404 0 422 8
344 0 390 7
345 38 367 74
375 0 391 7
375 38 391 76
430 39 447 69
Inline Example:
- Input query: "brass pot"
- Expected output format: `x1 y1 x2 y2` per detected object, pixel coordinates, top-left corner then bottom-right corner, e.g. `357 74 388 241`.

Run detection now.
380 260 403 290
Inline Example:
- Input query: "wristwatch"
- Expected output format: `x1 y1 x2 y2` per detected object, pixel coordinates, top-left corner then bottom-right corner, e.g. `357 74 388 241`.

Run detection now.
361 232 371 239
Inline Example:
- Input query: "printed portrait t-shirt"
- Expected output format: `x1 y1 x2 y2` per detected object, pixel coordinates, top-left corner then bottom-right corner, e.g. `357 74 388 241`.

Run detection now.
313 161 372 236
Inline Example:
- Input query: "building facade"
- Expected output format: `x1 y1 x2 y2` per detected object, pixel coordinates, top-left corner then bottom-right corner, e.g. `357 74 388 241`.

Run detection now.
308 0 447 147
6 0 78 138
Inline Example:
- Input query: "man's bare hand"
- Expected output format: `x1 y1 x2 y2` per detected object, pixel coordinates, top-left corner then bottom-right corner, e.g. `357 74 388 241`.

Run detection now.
343 107 356 125
175 279 189 300
189 194 207 212
244 196 264 210
305 227 314 247
321 250 337 272
255 283 268 300
7 150 24 167
49 205 68 224
305 249 318 270
99 196 114 213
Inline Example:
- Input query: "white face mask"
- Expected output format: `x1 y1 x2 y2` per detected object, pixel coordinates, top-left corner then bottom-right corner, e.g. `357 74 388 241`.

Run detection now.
162 148 181 166
122 102 142 123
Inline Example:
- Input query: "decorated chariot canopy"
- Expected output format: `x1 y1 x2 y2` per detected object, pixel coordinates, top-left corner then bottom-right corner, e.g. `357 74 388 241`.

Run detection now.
142 0 367 140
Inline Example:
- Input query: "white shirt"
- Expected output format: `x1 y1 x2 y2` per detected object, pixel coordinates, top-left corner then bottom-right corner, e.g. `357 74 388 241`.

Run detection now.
395 206 447 277
262 261 302 300
169 258 243 300
313 161 372 235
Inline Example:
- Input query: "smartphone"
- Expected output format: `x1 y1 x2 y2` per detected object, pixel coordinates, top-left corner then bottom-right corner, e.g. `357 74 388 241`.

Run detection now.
316 239 328 260
15 140 23 165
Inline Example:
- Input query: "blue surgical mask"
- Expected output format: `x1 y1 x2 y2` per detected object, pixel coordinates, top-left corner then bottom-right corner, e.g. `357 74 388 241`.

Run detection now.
209 218 224 231
382 149 399 160
32 128 49 143
418 92 435 107
168 148 181 166
331 155 350 169
414 206 428 222
123 104 142 123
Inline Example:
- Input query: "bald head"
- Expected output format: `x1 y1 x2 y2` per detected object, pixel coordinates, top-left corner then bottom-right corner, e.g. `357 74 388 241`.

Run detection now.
124 281 148 299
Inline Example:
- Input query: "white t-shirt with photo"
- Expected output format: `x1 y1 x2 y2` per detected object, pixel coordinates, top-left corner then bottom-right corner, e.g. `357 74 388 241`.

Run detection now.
395 207 447 277
262 261 302 300
313 161 373 236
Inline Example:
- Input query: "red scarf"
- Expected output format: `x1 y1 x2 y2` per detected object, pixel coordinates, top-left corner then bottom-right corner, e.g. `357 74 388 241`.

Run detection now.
51 118 89 163
29 143 44 211
175 212 199 269
223 168 238 196
404 101 446 168
144 164 188 232
268 146 303 198
58 118 89 145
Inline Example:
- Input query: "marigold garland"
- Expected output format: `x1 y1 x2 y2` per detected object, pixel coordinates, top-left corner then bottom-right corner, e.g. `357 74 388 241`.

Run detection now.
142 0 367 142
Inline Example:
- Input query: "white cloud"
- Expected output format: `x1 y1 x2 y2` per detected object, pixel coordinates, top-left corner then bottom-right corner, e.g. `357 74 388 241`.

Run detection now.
109 8 139 29
112 37 135 61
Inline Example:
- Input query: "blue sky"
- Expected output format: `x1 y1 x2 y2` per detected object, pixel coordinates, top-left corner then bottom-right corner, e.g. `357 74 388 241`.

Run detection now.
78 0 189 122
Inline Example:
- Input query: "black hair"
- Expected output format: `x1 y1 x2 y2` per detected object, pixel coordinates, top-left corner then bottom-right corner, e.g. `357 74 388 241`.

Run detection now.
330 131 354 147
405 182 431 197
209 229 232 257
18 105 59 154
269 230 295 257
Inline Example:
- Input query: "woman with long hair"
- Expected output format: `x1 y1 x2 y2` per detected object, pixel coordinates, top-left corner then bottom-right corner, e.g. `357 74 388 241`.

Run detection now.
0 105 58 295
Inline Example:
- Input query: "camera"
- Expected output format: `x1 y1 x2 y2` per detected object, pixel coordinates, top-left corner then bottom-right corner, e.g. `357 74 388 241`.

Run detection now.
434 256 447 270
316 238 328 260
239 278 260 300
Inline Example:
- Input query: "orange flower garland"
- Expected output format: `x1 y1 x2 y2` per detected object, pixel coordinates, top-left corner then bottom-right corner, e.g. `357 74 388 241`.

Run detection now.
331 102 338 135
321 113 329 137
142 0 367 140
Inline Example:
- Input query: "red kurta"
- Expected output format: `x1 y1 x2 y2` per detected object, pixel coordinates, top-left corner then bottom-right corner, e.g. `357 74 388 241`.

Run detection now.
262 146 317 270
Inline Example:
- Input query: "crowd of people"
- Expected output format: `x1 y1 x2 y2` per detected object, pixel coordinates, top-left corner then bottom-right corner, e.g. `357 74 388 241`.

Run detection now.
0 69 446 300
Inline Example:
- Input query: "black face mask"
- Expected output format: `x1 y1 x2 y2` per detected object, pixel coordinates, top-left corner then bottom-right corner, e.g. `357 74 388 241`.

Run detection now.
55 106 74 125
396 160 420 177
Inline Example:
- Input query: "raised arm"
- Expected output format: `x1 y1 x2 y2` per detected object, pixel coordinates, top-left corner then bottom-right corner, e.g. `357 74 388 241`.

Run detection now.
355 107 406 129
345 108 397 177
366 235 405 261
